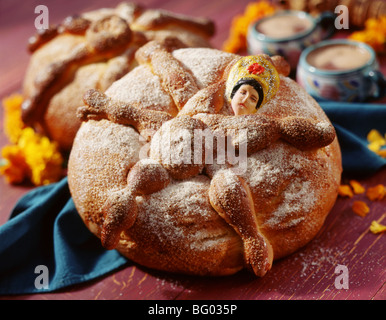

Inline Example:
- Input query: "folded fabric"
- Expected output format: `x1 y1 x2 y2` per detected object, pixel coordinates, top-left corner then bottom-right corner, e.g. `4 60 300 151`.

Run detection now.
0 177 128 295
0 101 385 295
320 101 386 176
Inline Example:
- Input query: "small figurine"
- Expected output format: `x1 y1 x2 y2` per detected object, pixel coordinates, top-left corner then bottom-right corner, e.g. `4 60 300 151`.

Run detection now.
226 55 280 115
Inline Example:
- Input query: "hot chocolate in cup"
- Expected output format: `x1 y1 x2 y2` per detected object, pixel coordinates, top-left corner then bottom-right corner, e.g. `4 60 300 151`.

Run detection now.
297 39 386 102
306 43 371 71
256 13 313 39
247 10 335 71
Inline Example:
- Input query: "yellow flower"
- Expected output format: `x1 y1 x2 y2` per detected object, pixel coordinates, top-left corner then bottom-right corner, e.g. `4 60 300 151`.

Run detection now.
1 94 64 186
245 1 275 20
18 128 64 186
0 145 29 184
349 15 386 53
2 94 25 143
222 1 276 53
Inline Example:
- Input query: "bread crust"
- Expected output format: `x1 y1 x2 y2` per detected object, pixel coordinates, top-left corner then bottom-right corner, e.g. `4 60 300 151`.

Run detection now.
68 48 342 276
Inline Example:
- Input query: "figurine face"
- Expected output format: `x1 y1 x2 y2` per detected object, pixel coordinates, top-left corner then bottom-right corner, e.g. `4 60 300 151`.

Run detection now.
231 84 259 115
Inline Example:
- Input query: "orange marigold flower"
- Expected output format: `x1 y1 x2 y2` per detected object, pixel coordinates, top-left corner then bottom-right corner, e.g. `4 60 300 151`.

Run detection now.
1 127 64 186
338 185 354 198
1 93 65 186
348 15 386 53
366 184 385 201
352 201 370 217
19 128 64 186
2 94 25 144
0 145 29 184
223 31 245 53
349 180 365 194
222 1 276 53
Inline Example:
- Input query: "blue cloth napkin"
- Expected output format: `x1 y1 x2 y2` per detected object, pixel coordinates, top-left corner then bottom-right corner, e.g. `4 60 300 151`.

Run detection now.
319 101 386 176
0 177 128 295
0 101 385 295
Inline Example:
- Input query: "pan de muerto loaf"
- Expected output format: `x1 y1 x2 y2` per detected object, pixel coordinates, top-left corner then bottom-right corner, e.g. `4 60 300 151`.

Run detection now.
21 2 214 152
68 44 341 277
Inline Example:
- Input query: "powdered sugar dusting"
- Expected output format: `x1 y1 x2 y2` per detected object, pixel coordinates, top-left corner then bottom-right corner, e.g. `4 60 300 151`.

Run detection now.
68 119 145 229
242 144 294 191
105 65 178 115
138 176 213 220
262 76 328 121
173 48 237 89
135 175 236 252
240 142 331 229
266 179 313 227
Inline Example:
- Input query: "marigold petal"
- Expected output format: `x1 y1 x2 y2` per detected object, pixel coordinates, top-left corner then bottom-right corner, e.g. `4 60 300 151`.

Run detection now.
222 1 276 53
368 141 383 152
1 126 64 186
0 145 29 184
349 180 365 194
369 221 386 234
352 201 370 217
1 145 27 169
367 129 386 144
338 185 354 198
366 184 385 201
2 94 25 143
376 149 386 158
349 16 386 53
0 162 27 184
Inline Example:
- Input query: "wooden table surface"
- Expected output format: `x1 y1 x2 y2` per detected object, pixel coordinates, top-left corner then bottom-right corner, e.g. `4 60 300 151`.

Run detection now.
0 0 385 301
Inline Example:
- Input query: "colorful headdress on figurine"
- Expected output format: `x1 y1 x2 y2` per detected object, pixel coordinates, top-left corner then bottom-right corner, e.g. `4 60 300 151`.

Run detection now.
225 55 280 109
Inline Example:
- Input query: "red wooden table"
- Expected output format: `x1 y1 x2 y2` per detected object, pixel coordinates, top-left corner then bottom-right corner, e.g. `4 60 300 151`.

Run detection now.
0 0 385 301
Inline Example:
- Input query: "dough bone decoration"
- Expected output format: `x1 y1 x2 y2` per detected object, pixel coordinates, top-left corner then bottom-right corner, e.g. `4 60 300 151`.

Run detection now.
21 2 215 152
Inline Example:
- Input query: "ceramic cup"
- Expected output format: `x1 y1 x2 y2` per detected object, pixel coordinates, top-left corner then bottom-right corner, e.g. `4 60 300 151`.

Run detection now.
247 10 335 70
297 39 386 102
